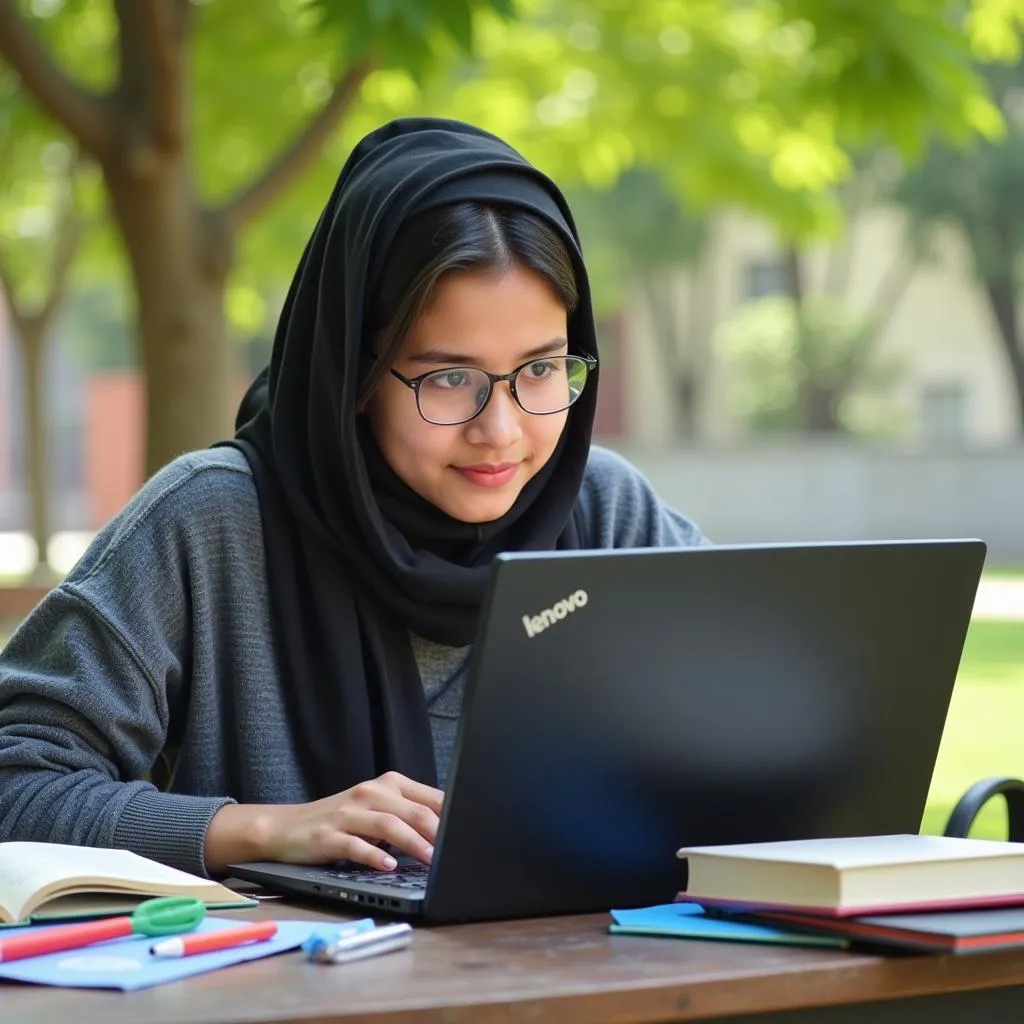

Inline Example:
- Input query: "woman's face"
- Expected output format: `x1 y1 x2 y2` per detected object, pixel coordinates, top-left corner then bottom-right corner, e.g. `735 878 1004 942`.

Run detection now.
366 264 571 524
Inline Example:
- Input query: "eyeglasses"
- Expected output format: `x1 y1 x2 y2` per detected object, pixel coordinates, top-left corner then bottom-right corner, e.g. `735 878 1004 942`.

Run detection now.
389 354 598 426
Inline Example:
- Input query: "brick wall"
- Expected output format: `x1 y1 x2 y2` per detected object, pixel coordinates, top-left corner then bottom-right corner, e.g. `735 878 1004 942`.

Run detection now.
83 371 144 527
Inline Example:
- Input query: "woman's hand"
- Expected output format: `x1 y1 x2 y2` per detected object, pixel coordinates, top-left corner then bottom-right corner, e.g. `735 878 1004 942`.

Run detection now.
205 772 443 874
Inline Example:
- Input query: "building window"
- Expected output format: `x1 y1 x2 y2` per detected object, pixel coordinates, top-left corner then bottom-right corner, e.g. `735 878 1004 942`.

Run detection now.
743 259 788 301
920 382 968 442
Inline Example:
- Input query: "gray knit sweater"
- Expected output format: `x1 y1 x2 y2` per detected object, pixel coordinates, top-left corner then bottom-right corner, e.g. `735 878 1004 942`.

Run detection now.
0 445 706 875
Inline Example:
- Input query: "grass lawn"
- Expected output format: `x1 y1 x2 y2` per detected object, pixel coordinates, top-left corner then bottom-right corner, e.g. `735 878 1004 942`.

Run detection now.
980 565 1024 578
921 617 1024 839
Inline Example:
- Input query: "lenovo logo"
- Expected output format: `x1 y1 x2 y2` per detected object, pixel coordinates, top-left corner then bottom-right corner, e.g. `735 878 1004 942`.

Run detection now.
522 589 589 638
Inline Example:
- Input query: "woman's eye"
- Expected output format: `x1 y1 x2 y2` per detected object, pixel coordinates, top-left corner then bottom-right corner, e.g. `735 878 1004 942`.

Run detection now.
527 360 558 378
429 370 472 389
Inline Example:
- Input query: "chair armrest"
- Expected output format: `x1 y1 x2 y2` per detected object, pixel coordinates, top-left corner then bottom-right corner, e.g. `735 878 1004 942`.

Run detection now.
943 776 1024 842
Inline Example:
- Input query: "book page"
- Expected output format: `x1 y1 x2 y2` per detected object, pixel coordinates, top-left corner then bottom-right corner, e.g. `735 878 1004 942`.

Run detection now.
0 842 224 922
3 892 156 925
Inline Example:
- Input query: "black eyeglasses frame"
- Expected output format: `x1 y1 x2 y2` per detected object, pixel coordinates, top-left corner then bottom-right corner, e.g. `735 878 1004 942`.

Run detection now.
388 353 598 425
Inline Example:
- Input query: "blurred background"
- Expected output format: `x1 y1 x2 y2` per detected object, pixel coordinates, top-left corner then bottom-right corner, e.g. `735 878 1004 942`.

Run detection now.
1 0 1023 835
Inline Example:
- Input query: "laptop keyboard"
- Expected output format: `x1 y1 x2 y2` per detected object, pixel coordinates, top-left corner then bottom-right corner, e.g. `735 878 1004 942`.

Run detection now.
324 863 429 890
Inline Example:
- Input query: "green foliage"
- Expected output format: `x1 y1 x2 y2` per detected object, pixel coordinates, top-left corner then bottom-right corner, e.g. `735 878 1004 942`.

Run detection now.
191 0 483 203
778 1 1005 153
7 0 117 90
714 294 906 434
0 3 124 306
3 0 1023 350
336 1 1019 240
894 59 1024 284
311 0 514 73
967 0 1024 62
565 168 706 317
227 0 1024 333
186 0 511 337
873 53 1024 435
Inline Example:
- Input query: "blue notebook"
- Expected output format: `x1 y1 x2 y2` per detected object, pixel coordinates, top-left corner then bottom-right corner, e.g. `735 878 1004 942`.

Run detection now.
609 902 849 948
0 917 322 991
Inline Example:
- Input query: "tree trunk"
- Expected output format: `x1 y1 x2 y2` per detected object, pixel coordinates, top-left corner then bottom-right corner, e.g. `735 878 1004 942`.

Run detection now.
0 2 372 478
19 321 54 582
643 276 697 440
804 383 842 433
982 276 1024 435
781 246 819 432
782 245 814 373
98 3 234 477
104 162 233 476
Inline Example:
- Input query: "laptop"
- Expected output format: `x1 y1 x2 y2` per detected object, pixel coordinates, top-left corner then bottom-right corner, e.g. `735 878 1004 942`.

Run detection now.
227 539 986 923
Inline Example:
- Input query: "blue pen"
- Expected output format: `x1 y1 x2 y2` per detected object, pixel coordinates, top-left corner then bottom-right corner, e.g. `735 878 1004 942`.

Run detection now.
301 918 376 961
302 919 413 964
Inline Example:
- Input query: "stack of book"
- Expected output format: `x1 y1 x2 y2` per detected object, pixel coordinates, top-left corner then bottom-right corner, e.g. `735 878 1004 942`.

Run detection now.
672 833 1024 954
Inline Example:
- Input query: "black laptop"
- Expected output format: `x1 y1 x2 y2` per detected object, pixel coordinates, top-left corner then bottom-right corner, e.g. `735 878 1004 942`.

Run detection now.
227 539 986 922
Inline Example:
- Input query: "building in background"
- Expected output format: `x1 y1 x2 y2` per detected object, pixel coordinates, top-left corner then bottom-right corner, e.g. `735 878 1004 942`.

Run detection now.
622 207 1021 447
1 202 1023 537
0 301 88 531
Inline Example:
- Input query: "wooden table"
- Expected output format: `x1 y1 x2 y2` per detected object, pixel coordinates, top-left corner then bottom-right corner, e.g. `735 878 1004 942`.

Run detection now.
7 898 1024 1024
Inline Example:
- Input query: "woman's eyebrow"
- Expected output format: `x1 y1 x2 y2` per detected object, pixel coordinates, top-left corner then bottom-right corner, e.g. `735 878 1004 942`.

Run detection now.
406 337 569 366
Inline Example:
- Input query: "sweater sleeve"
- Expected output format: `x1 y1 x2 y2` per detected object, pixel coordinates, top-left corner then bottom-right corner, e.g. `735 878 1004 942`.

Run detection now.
577 445 711 549
0 455 240 876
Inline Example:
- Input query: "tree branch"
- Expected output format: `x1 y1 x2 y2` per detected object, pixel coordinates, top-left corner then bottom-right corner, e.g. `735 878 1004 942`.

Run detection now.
823 232 854 300
782 244 806 309
0 0 112 158
823 179 868 300
220 56 375 232
832 249 918 392
0 157 83 337
824 153 900 300
782 244 816 370
38 162 84 326
131 0 189 153
0 249 30 342
966 215 1024 424
642 275 696 438
866 249 917 340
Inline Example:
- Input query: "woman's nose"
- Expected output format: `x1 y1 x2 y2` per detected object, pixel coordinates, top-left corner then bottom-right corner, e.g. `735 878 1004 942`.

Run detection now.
466 382 523 447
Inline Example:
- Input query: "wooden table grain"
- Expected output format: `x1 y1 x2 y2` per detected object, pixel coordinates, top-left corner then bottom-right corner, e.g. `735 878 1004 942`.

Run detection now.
7 898 1024 1024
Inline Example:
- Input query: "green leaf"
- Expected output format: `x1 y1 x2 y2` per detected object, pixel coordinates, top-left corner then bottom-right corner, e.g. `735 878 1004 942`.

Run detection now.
0 0 1014 362
440 0 474 52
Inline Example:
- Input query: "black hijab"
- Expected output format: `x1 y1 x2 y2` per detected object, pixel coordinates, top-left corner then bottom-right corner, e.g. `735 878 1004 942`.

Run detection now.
222 118 599 798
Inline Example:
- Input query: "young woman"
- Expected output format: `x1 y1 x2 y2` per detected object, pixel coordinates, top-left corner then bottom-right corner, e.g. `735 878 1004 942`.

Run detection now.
0 118 707 878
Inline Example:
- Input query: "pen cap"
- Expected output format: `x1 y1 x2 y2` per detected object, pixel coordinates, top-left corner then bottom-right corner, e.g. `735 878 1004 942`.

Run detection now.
301 919 377 959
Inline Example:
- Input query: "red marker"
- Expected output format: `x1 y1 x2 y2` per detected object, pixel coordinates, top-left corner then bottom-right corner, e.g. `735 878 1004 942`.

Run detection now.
150 921 278 958
0 917 137 963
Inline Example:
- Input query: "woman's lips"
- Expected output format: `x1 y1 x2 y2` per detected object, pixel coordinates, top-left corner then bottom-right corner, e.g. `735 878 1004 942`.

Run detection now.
454 463 519 488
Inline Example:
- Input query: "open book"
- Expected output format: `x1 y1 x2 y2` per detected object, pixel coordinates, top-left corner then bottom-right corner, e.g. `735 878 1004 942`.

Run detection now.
0 842 256 925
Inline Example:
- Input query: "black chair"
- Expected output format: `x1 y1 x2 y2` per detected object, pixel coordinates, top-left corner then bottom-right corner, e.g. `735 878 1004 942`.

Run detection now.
943 776 1024 842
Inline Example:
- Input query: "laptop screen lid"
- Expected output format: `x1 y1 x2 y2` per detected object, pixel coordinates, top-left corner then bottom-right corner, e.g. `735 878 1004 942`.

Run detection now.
421 539 985 922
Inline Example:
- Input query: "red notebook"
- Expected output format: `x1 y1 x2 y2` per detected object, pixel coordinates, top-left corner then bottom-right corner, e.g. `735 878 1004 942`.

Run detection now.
707 905 1024 954
688 890 1024 919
